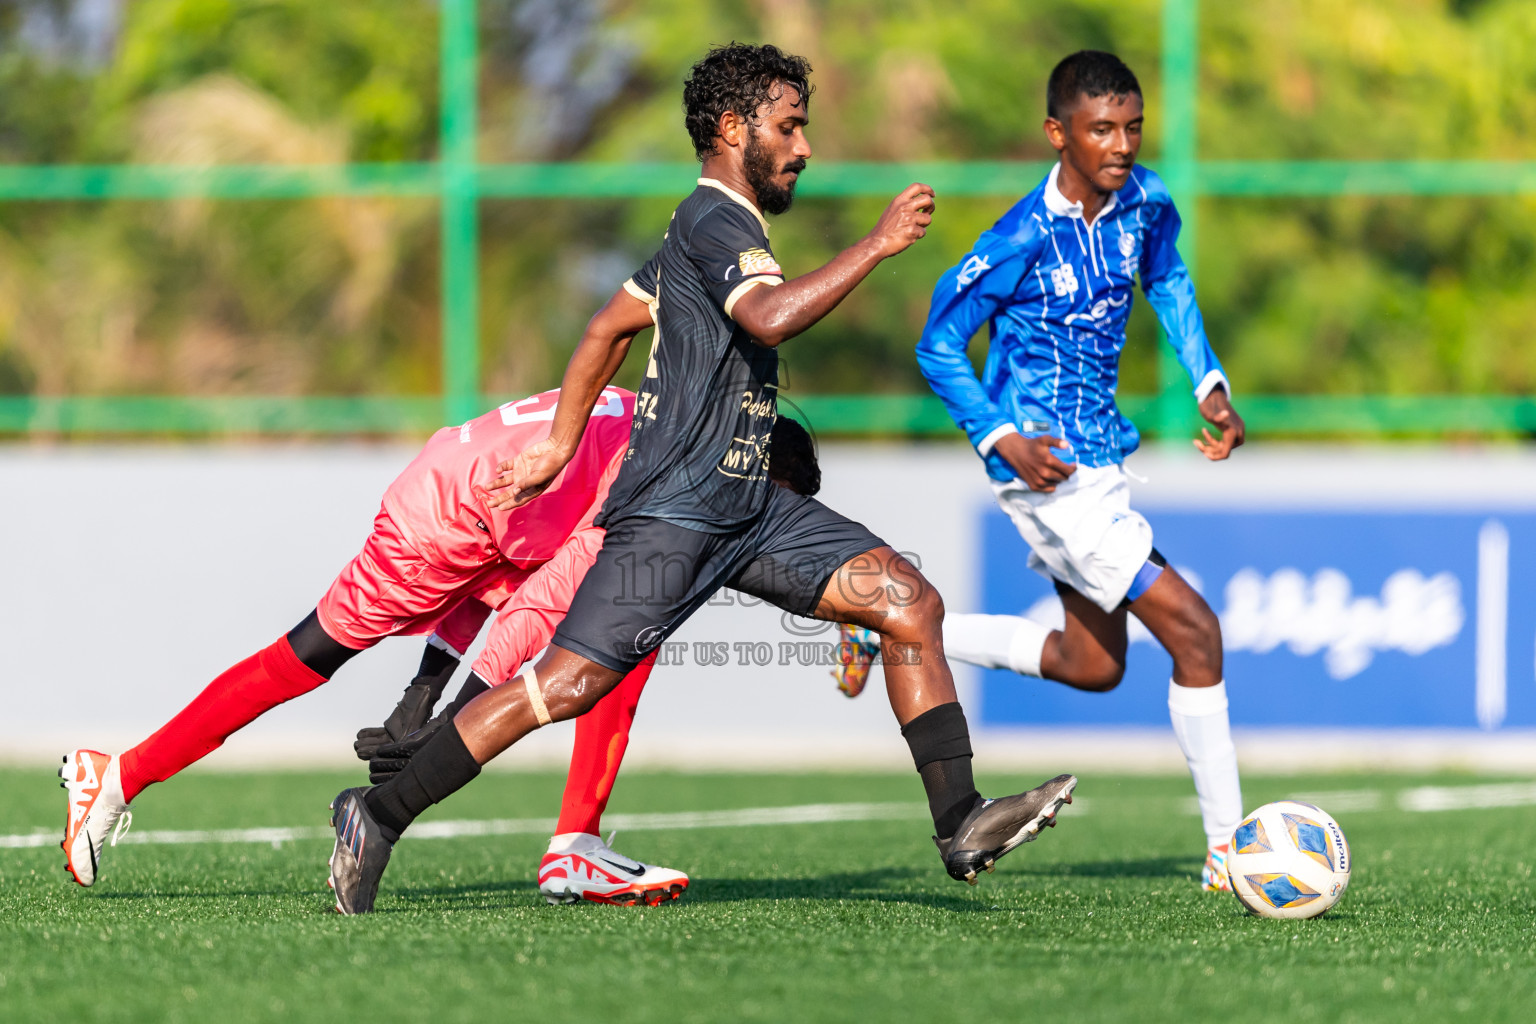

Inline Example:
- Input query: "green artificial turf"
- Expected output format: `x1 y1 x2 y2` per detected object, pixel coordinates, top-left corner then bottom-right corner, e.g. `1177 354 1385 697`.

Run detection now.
2 768 1532 1023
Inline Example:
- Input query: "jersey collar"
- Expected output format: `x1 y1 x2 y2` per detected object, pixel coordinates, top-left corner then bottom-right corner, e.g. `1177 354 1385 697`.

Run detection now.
1044 162 1119 226
698 177 771 235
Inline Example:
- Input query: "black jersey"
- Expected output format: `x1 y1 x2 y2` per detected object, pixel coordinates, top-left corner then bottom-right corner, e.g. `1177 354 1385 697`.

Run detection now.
598 179 785 533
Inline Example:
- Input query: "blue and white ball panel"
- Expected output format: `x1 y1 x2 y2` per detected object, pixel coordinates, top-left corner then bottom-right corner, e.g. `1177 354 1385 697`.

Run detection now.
1284 813 1334 871
1233 816 1272 855
1244 873 1322 909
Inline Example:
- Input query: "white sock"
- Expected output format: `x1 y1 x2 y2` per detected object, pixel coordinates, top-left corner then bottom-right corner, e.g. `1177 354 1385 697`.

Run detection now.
943 613 1052 677
1167 680 1243 848
546 831 603 855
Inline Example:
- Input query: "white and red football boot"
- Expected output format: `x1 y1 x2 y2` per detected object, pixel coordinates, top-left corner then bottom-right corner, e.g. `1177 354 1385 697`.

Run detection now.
59 749 132 887
537 832 689 906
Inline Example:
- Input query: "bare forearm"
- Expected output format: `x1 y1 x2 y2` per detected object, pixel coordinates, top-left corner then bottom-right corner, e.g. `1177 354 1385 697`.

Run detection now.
546 291 650 454
733 237 886 347
548 332 634 450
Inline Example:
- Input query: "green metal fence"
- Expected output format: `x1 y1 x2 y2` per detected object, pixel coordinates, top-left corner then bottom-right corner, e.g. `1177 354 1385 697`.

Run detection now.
2 0 1535 438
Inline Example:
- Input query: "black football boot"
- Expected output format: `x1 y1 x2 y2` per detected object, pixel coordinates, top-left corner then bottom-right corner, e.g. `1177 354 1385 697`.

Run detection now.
936 773 1078 883
327 787 395 914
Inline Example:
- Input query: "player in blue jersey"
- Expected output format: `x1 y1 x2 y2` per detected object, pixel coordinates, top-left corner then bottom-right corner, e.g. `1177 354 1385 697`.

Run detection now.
913 50 1245 891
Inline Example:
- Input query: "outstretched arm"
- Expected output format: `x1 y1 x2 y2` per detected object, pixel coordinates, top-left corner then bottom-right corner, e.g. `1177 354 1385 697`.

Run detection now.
484 286 653 509
731 183 935 347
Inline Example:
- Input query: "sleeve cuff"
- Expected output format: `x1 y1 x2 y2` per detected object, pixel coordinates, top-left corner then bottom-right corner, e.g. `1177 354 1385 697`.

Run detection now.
622 278 655 304
426 632 466 660
976 422 1019 457
1193 370 1229 403
723 275 783 319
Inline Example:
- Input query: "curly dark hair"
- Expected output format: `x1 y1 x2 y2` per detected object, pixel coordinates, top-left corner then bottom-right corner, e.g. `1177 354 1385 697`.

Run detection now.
767 416 820 497
1047 50 1141 121
683 43 814 160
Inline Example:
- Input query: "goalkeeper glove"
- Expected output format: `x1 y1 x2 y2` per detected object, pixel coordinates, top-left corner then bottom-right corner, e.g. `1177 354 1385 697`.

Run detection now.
354 643 460 760
367 674 490 783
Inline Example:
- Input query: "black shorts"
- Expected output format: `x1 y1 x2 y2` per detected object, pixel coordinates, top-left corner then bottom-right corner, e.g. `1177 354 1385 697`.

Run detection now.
552 485 885 671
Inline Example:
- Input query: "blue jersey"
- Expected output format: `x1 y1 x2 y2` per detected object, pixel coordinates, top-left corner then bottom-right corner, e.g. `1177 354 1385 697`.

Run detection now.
916 163 1227 481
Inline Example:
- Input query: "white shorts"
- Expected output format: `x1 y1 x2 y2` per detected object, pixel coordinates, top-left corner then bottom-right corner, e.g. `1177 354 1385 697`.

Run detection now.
991 463 1154 613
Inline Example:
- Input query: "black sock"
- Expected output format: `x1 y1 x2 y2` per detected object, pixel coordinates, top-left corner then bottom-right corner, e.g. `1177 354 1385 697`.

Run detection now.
364 720 481 839
901 702 982 839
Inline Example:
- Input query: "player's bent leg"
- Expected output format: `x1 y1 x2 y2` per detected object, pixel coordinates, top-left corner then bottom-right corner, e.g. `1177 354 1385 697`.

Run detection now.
333 646 627 912
1126 568 1221 688
817 547 955 722
1039 585 1130 692
1129 569 1242 889
354 647 621 836
63 611 362 887
940 590 1129 692
462 646 626 760
813 548 1077 883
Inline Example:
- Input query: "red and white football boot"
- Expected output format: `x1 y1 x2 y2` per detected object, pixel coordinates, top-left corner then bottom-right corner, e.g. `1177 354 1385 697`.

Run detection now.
537 832 689 906
59 749 132 887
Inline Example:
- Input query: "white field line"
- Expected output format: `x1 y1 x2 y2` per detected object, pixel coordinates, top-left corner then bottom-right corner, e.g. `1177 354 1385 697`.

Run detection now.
1178 782 1536 817
1281 789 1387 812
0 801 931 851
1180 789 1386 816
1397 782 1536 812
14 780 1530 852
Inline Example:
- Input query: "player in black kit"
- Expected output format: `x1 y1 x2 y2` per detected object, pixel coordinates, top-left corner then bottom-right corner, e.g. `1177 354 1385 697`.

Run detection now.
328 43 1077 913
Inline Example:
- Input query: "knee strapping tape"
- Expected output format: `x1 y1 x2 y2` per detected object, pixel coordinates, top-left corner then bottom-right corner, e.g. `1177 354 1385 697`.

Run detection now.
521 667 552 726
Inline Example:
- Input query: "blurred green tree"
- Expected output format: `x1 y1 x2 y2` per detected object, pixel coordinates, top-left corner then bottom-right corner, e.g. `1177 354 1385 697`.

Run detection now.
1 0 1534 419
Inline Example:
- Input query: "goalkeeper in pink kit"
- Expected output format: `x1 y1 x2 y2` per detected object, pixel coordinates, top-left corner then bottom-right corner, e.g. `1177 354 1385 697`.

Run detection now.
59 378 820 907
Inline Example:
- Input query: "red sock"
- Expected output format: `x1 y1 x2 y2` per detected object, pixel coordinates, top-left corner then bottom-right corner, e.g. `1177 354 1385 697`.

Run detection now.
117 636 328 803
554 652 655 836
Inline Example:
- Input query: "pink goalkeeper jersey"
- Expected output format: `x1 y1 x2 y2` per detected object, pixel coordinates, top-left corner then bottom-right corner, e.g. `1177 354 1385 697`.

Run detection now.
381 387 635 568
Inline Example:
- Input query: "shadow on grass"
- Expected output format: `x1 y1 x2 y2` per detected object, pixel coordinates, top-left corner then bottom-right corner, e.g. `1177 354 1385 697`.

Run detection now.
91 887 317 901
76 862 1206 917
387 866 988 913
1017 856 1196 881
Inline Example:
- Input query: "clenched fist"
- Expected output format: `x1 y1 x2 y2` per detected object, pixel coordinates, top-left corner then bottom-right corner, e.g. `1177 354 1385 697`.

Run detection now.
866 183 936 259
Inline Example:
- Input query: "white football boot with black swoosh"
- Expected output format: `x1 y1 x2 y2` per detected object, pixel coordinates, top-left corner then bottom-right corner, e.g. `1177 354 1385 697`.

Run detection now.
537 832 689 906
59 749 132 887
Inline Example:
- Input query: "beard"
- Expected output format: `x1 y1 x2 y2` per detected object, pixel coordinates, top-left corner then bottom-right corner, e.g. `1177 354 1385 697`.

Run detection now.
744 133 805 215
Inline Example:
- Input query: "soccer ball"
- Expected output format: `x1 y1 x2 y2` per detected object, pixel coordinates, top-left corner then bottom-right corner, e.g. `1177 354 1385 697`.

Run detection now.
1227 800 1351 919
